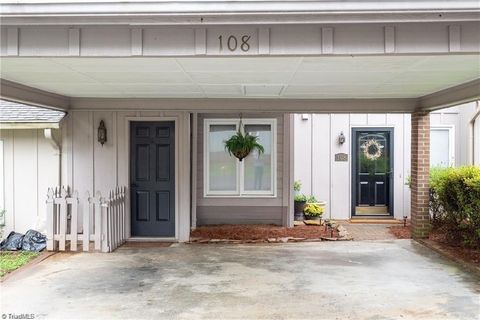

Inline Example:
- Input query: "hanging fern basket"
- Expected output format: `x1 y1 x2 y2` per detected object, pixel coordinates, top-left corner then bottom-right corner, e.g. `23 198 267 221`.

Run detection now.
224 118 265 162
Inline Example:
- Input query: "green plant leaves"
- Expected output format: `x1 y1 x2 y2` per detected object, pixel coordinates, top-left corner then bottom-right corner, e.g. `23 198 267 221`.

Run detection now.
429 166 480 248
224 130 264 161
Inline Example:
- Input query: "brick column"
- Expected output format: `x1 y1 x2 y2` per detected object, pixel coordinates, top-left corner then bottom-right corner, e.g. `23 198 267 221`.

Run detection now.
411 111 431 238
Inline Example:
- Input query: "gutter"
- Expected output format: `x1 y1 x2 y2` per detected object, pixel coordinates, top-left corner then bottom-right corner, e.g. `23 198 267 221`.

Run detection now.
44 128 62 188
1 1 479 25
0 123 60 130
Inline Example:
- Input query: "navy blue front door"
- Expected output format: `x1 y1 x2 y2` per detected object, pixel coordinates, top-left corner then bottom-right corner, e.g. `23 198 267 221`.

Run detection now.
352 128 393 217
130 121 175 237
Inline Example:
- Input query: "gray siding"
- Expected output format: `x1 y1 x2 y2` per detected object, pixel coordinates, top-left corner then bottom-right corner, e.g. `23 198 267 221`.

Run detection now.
196 113 286 226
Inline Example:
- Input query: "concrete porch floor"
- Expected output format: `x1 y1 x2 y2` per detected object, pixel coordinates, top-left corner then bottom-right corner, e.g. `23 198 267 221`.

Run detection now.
1 240 479 320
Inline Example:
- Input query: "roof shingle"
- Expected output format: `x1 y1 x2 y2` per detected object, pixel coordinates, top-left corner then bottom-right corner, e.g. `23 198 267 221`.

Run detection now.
0 99 65 123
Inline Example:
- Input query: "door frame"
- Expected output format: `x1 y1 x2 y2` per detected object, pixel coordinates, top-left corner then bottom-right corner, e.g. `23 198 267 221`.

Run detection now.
125 117 179 240
351 127 394 218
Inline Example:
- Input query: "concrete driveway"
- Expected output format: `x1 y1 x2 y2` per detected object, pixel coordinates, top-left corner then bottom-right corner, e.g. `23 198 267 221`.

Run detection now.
1 240 479 320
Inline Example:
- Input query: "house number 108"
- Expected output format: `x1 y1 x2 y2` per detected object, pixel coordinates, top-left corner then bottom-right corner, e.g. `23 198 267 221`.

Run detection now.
218 35 251 52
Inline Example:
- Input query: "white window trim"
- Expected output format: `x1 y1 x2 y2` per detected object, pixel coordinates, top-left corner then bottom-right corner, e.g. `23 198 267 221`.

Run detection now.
430 125 455 167
204 118 277 198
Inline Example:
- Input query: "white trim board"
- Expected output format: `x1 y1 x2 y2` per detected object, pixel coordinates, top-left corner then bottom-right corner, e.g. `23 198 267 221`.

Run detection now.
430 125 456 167
203 118 278 198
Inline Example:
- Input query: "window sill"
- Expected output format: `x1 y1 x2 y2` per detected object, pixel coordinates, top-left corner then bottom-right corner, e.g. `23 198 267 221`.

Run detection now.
203 194 277 199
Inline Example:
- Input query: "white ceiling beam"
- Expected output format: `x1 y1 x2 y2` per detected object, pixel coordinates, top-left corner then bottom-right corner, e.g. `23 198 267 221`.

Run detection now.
418 79 480 111
1 77 477 114
0 79 70 111
69 97 418 113
2 23 478 57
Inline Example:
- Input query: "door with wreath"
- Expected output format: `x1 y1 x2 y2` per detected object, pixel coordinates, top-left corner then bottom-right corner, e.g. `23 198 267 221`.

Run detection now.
352 128 393 217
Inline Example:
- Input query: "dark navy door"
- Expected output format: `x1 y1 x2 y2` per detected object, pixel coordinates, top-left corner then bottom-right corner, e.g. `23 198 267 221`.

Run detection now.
130 121 175 237
352 128 393 217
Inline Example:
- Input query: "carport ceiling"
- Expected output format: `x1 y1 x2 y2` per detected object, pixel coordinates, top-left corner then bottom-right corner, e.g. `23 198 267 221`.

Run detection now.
1 55 479 99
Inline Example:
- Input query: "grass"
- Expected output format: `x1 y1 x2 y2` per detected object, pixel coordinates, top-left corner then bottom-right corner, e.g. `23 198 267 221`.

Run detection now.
0 251 39 277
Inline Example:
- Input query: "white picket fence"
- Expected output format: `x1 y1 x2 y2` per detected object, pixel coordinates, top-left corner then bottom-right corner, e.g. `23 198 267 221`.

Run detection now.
46 186 127 253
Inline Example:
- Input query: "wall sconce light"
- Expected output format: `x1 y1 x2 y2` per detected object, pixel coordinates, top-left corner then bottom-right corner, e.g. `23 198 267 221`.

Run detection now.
338 131 346 145
98 120 107 146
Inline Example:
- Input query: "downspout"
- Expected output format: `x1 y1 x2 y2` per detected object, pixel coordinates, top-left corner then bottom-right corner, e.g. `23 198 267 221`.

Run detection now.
44 128 62 187
469 101 480 165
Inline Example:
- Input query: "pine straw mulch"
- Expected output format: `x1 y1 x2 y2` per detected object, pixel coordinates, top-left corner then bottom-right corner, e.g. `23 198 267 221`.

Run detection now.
388 224 412 239
190 224 338 241
388 224 480 268
427 231 480 267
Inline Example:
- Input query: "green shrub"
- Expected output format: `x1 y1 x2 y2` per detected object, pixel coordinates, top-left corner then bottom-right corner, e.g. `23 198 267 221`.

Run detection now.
429 166 480 248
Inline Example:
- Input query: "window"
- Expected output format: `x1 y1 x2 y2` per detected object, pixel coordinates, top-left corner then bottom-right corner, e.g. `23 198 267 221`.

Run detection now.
430 126 455 167
204 119 276 197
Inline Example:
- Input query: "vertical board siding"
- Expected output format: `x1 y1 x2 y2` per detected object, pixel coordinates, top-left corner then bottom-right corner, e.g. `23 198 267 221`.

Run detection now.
13 130 38 232
0 128 59 235
330 114 350 220
93 111 116 195
387 113 406 219
2 130 15 235
66 110 191 241
311 114 331 218
37 129 60 231
72 111 94 232
293 114 312 195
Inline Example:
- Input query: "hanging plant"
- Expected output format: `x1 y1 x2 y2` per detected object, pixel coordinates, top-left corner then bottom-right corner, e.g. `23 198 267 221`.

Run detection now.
224 117 264 162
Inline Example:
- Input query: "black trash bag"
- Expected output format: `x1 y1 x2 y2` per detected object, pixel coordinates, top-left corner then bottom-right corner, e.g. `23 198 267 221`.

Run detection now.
22 229 47 252
0 231 24 251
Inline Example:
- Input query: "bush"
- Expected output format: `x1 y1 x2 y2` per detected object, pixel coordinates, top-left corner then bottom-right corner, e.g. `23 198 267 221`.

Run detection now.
429 166 480 248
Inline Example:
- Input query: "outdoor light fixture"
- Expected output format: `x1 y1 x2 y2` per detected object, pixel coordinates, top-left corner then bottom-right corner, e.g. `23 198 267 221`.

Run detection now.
338 131 346 145
98 120 107 146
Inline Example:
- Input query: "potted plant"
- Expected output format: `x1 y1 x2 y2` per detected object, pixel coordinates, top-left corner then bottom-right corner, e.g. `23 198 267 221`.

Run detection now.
294 181 306 221
303 203 325 221
294 194 307 221
225 128 264 161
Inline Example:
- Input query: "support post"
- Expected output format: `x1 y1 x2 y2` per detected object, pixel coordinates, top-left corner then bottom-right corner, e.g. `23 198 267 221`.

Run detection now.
46 188 56 251
411 111 431 238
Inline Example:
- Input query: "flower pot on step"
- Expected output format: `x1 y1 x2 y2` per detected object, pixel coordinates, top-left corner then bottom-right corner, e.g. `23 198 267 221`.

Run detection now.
294 200 306 221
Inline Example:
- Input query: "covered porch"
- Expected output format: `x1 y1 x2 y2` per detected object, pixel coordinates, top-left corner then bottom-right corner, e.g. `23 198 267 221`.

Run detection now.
0 1 479 243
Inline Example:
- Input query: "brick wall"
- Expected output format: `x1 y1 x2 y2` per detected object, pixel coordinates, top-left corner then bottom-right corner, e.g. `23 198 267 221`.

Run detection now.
411 112 431 238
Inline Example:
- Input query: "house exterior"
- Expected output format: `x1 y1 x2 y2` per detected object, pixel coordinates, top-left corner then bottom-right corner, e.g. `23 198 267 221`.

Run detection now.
2 102 478 236
0 100 64 235
0 0 479 242
294 102 479 221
